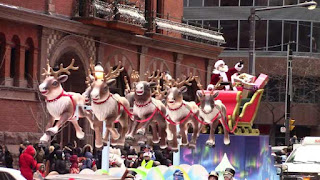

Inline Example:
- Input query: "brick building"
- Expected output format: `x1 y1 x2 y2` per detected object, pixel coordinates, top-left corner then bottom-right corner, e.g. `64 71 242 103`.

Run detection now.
184 0 320 145
0 0 223 151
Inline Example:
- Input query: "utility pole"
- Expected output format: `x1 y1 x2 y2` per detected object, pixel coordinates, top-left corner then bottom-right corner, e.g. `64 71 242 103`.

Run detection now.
285 42 293 146
248 8 256 76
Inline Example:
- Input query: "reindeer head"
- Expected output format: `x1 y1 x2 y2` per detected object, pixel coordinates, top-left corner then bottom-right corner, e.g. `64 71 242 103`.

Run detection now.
88 62 124 102
39 59 79 98
133 81 157 101
195 77 219 114
165 73 194 106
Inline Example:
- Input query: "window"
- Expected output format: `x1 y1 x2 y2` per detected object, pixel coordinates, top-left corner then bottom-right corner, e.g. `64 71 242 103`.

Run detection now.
268 20 282 51
312 22 320 52
0 172 15 180
256 20 267 50
298 21 311 52
204 0 219 6
284 0 298 5
221 20 238 49
189 0 202 6
220 0 239 6
203 20 218 30
265 75 285 102
269 0 283 6
283 21 297 51
10 47 16 78
255 0 268 6
240 20 250 48
240 0 253 6
184 0 188 6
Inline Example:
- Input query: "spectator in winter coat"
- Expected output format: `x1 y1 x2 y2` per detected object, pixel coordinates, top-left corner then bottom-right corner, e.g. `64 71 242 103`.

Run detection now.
69 155 79 174
0 145 5 167
33 163 45 180
54 150 69 174
19 145 37 180
81 152 93 170
4 146 13 168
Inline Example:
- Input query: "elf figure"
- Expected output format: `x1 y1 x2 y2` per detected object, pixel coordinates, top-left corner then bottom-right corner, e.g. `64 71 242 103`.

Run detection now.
210 59 244 90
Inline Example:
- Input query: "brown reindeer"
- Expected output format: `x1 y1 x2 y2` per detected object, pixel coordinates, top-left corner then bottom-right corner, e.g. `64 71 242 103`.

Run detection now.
125 78 168 149
39 59 101 147
164 74 202 151
195 78 230 146
87 62 130 146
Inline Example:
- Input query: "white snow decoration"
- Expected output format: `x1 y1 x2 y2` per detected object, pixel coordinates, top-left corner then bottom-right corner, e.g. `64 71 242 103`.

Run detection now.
215 153 235 173
118 6 146 23
156 18 225 43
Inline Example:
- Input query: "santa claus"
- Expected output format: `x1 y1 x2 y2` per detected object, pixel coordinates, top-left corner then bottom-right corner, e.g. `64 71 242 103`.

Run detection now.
210 59 243 90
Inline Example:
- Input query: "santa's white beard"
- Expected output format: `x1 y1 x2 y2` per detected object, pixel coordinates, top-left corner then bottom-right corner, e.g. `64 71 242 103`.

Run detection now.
218 65 229 72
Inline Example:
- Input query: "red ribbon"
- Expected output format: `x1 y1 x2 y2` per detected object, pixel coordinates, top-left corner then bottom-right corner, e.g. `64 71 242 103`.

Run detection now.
163 111 194 125
46 91 76 120
193 111 221 125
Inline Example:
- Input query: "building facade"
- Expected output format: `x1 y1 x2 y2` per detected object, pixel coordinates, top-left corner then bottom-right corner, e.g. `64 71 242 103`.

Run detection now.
184 0 320 145
0 0 223 154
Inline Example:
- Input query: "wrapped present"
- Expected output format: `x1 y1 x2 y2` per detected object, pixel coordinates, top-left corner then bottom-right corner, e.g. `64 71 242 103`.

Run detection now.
254 73 269 89
233 73 256 84
242 82 256 98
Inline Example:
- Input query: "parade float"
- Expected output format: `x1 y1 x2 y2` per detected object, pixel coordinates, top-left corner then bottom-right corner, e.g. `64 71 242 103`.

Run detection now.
38 59 278 180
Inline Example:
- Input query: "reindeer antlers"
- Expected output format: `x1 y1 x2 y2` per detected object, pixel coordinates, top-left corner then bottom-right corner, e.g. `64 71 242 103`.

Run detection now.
42 59 79 78
175 73 195 88
145 70 163 82
85 58 95 86
105 63 124 81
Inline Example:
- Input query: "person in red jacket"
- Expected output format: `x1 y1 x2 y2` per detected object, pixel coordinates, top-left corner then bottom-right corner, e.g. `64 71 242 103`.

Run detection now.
19 145 37 180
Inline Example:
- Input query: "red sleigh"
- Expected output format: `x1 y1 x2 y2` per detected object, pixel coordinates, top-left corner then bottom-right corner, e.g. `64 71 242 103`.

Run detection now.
213 73 268 135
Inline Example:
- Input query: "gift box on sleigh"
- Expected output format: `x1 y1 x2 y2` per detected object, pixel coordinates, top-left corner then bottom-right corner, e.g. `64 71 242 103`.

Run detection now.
234 73 268 98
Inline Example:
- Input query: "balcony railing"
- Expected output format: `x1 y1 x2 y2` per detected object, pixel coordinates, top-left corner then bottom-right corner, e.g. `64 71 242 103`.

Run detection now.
74 0 146 26
74 0 224 44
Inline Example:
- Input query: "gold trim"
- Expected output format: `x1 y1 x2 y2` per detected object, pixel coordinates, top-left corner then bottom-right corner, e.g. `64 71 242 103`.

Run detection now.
230 91 243 125
238 89 264 126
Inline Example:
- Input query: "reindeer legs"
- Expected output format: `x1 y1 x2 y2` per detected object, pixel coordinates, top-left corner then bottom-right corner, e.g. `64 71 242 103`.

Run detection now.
46 113 72 136
40 117 55 143
189 120 200 149
206 119 219 147
221 113 230 145
70 119 85 139
168 124 178 151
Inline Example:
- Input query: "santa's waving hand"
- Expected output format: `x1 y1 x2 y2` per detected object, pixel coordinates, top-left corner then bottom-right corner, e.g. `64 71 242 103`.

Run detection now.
210 59 244 90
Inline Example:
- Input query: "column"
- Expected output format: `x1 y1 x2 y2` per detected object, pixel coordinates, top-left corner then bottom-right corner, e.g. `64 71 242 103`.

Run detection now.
3 44 12 86
18 46 27 88
39 27 50 82
139 46 148 80
207 59 215 86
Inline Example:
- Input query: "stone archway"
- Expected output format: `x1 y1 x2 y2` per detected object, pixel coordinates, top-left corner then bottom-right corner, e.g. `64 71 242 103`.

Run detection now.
105 51 134 95
147 58 171 76
48 35 94 147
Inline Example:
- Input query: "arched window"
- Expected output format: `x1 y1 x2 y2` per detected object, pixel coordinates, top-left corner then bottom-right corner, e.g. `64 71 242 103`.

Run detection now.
25 38 34 88
110 65 128 96
10 35 20 86
0 33 5 78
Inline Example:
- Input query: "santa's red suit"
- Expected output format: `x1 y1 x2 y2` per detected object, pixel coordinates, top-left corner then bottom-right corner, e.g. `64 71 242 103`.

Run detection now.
210 59 243 90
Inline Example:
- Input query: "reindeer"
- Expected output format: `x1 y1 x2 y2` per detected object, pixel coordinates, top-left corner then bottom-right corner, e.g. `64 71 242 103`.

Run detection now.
164 74 202 150
39 59 102 147
195 77 230 146
125 72 168 149
86 62 130 146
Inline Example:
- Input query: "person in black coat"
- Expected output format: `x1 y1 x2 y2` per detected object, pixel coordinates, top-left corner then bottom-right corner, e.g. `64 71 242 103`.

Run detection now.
4 146 13 168
53 150 69 174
